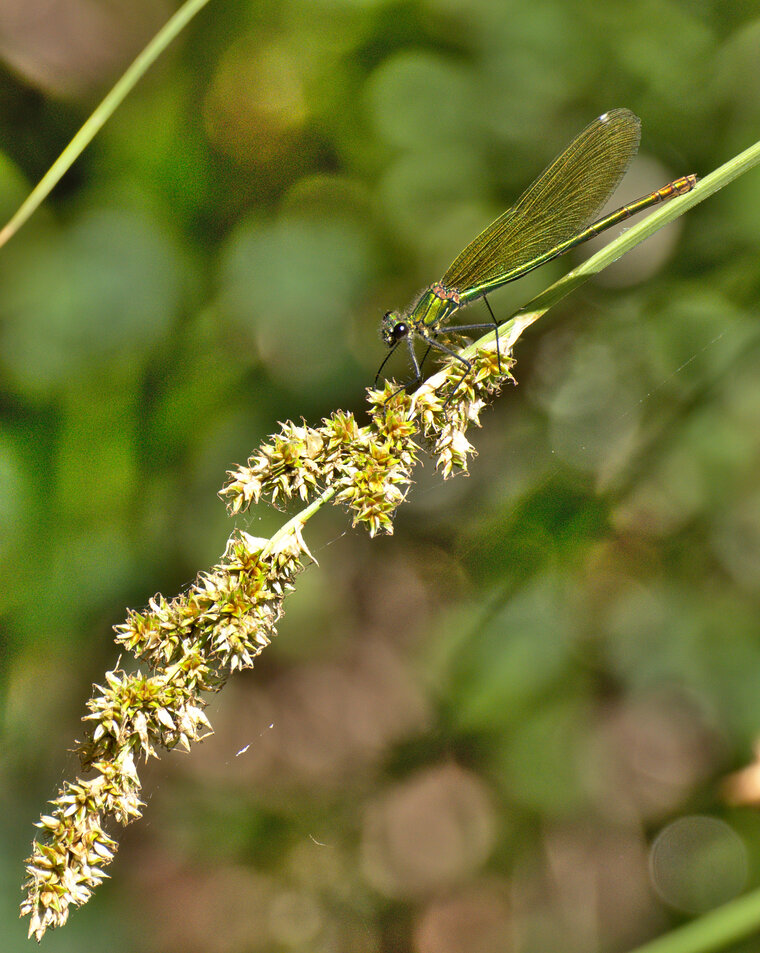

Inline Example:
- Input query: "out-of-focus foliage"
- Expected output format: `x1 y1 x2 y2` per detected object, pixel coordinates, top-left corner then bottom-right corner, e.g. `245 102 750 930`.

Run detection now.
2 1 760 950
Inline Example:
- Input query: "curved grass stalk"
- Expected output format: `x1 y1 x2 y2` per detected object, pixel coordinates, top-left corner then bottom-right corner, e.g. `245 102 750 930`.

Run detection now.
625 885 760 953
0 0 214 250
459 143 760 364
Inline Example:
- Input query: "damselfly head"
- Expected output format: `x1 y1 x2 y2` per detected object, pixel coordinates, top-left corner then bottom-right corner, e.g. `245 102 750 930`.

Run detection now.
381 311 409 348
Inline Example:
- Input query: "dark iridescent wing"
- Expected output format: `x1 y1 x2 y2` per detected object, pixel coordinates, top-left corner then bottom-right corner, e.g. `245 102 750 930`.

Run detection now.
442 108 641 292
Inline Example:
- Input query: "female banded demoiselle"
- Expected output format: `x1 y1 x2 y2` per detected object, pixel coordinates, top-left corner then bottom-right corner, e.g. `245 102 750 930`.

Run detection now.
378 108 696 388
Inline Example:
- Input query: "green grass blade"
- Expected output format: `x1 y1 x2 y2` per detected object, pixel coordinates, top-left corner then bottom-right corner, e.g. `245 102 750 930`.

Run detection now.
625 885 760 953
459 131 760 360
0 0 214 249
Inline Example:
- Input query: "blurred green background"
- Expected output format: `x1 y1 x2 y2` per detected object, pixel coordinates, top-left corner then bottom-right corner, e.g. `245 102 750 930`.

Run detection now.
2 0 760 950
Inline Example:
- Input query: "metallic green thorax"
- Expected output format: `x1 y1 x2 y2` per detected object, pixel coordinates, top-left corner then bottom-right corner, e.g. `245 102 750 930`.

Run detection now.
380 283 462 348
410 285 460 329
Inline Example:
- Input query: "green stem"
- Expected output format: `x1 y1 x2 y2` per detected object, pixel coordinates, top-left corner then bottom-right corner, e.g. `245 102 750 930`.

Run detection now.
260 486 338 562
0 0 214 249
462 132 760 359
626 888 760 953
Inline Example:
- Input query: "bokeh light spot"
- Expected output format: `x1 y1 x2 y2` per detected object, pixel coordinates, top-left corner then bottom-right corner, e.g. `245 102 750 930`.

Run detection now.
649 815 748 913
